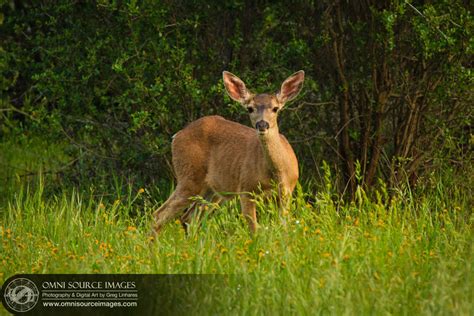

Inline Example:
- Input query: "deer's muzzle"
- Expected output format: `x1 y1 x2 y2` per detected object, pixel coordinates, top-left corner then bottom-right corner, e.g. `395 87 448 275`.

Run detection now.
255 120 270 132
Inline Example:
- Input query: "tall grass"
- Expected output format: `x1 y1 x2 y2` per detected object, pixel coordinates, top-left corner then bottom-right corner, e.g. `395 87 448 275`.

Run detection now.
1 166 472 314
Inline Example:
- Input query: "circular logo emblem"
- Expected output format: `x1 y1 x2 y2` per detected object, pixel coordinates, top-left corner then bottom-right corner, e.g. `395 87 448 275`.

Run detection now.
3 278 39 313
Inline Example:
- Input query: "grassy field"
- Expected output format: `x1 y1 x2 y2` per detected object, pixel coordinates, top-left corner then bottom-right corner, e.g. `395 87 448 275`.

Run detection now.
0 140 473 315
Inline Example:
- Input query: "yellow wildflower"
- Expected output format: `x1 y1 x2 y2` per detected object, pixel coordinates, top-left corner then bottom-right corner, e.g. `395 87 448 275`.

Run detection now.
4 228 12 239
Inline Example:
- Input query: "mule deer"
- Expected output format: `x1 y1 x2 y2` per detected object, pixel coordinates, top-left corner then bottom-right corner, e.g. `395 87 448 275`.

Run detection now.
152 70 304 234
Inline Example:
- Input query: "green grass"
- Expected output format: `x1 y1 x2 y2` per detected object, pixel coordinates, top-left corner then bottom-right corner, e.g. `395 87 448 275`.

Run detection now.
0 134 70 201
0 139 473 315
1 176 473 315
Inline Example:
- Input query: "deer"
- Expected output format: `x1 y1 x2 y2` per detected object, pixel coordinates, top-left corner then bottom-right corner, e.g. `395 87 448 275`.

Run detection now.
151 70 304 235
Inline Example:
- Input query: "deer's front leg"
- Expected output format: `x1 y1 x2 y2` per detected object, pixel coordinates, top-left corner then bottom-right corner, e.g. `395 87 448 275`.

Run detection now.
240 195 257 234
278 186 293 225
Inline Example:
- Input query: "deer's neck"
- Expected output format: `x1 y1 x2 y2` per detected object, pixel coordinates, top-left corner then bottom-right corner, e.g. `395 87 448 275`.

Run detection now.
259 128 288 179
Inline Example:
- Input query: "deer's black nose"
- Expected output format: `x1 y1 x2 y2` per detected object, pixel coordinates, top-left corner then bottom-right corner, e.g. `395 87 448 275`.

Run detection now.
255 120 270 132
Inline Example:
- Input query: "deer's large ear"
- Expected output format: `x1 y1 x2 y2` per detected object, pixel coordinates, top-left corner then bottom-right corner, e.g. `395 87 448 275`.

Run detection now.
223 71 251 103
277 70 305 104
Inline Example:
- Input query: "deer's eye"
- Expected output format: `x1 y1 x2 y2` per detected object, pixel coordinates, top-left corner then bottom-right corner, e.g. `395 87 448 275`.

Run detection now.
247 107 254 113
272 107 279 113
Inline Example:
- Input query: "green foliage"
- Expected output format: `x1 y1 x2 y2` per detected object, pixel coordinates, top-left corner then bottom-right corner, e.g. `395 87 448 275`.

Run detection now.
0 2 316 187
0 1 471 193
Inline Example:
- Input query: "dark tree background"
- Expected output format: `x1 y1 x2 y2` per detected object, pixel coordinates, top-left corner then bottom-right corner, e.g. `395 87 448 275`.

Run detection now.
0 0 472 197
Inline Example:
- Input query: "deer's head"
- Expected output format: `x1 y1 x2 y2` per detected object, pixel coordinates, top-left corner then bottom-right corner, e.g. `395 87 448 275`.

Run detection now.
223 71 305 136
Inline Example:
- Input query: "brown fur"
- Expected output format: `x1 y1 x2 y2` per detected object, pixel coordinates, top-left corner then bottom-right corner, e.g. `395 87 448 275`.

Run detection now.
152 71 304 235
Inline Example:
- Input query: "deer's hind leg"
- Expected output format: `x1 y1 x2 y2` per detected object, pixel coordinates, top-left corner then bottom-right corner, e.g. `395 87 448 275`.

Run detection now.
180 190 222 234
152 181 202 235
